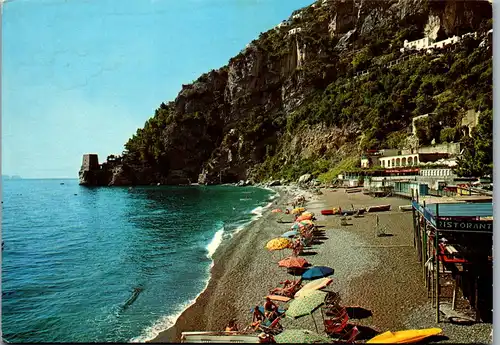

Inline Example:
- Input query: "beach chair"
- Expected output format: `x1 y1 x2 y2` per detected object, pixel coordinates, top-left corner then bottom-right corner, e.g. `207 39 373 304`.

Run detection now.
324 310 350 336
258 315 283 335
324 291 342 307
332 326 360 343
269 279 302 298
291 242 304 256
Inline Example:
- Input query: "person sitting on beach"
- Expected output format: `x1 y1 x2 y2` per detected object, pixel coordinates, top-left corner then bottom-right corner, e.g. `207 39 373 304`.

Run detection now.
285 209 290 214
267 308 280 323
251 306 265 329
225 319 239 332
264 297 277 318
279 279 292 288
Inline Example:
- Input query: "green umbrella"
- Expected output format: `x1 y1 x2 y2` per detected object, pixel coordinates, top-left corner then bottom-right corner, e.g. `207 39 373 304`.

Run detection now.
285 290 327 333
274 329 332 343
286 290 327 319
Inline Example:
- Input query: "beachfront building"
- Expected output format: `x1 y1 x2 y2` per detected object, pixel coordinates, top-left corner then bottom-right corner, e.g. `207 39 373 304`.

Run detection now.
411 198 493 324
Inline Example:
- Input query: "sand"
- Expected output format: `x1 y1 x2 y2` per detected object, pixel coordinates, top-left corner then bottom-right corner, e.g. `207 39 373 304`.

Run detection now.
150 186 492 343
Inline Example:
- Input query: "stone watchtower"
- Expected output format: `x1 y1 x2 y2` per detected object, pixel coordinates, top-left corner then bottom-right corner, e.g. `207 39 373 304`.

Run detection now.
81 154 100 171
79 154 103 185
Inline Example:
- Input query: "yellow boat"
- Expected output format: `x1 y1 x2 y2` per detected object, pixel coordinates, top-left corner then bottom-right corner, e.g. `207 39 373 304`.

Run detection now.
367 328 442 344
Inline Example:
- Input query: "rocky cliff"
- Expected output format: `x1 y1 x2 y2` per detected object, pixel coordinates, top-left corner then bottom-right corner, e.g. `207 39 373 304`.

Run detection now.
90 0 492 186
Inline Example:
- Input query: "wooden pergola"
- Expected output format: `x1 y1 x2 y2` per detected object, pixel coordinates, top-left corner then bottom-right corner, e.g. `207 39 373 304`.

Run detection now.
410 191 493 322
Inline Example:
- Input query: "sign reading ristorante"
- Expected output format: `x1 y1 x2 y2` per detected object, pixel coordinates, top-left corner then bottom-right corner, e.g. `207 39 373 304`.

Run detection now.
437 219 493 232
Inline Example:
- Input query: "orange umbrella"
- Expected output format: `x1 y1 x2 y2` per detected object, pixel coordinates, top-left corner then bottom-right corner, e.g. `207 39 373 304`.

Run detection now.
296 214 313 222
278 256 309 268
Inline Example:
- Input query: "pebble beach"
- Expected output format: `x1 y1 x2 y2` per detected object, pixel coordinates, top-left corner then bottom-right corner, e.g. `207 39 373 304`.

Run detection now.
151 185 492 343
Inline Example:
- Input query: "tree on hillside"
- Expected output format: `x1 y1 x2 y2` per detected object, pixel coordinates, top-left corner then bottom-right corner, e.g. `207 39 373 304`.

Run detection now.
453 109 492 178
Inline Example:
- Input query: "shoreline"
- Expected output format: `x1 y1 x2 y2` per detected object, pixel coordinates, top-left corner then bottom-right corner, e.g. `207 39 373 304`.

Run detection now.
148 185 291 343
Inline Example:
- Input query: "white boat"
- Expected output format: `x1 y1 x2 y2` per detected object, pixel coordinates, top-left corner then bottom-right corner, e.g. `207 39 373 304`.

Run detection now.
181 331 261 343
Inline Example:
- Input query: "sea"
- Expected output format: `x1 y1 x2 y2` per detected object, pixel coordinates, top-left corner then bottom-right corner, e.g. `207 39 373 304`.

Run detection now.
1 178 277 343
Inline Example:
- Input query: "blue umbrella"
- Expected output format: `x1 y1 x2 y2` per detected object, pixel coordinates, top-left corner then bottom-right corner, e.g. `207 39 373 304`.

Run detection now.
301 266 334 280
281 230 299 238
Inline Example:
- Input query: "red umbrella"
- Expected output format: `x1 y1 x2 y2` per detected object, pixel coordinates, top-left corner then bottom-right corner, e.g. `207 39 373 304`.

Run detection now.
278 256 309 268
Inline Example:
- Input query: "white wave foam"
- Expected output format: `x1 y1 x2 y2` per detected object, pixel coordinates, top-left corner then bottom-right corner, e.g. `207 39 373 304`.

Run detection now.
206 228 225 259
130 195 277 343
130 227 226 343
129 264 214 343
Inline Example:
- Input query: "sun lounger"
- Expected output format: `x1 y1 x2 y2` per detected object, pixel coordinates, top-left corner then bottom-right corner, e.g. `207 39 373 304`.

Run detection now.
266 295 291 303
269 279 302 298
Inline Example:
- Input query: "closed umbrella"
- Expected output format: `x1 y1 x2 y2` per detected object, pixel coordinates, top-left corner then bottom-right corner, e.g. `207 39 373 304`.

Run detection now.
274 329 332 343
295 278 333 298
302 266 334 280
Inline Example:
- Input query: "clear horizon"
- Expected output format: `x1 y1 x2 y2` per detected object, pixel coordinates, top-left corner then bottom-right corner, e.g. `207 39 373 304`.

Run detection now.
2 0 314 179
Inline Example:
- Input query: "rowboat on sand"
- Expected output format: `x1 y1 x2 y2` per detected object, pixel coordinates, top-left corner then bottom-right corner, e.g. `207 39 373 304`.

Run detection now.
366 205 391 212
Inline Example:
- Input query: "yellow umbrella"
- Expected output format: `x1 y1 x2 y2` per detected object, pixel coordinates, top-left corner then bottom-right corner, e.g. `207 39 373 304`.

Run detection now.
302 212 314 217
266 238 292 251
294 278 333 298
291 207 306 214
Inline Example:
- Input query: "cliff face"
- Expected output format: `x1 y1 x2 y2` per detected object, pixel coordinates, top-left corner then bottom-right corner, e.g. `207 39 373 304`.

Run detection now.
95 0 491 186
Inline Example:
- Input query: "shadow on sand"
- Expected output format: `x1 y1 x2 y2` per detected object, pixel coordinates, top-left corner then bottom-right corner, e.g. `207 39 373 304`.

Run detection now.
299 251 318 256
345 306 373 319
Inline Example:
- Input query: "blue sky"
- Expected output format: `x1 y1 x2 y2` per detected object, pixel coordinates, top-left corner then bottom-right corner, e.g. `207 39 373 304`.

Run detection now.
2 0 313 178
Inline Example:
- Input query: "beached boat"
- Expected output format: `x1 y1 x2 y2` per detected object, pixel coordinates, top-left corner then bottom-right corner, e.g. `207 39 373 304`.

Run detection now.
345 188 362 194
181 331 261 343
367 205 391 212
321 207 342 215
341 209 366 216
366 328 442 343
399 205 413 212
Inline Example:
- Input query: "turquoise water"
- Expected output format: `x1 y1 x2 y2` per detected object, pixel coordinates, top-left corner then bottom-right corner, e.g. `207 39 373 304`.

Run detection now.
2 179 276 343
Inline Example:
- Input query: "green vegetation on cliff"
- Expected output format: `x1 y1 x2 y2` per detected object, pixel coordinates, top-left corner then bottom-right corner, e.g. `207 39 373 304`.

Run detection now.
118 0 492 185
